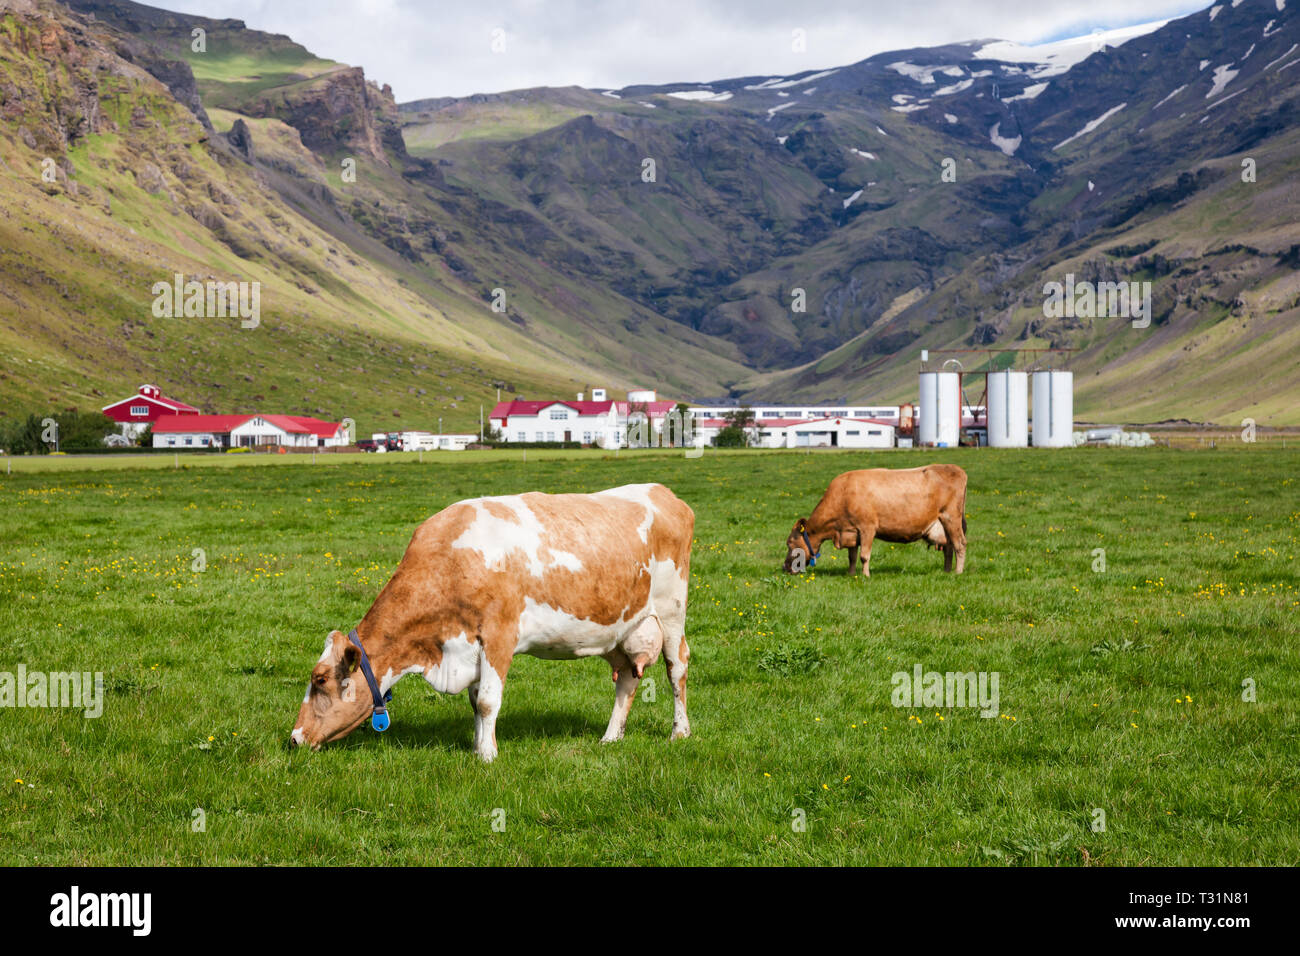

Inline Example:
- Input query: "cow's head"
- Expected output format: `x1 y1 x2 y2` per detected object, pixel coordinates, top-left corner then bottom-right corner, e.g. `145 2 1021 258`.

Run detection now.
783 518 818 573
289 630 371 750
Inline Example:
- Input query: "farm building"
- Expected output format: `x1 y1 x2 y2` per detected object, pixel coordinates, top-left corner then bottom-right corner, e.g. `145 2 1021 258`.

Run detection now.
152 414 347 449
491 388 680 447
370 432 478 451
688 402 903 425
101 384 200 439
693 415 896 449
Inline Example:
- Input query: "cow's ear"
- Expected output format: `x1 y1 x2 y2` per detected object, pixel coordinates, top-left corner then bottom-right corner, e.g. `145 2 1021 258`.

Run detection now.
796 517 808 532
342 643 360 674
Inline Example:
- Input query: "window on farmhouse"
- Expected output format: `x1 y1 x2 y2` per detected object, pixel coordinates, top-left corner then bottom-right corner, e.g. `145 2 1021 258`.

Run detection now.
549 409 568 420
130 405 149 416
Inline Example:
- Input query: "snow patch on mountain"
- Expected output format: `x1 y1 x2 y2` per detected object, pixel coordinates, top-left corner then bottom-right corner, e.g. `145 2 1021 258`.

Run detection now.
667 89 733 102
744 69 839 91
989 122 1021 156
1053 103 1127 150
1005 82 1049 102
1205 64 1238 98
934 78 975 96
1265 43 1298 69
1153 84 1187 109
972 20 1168 78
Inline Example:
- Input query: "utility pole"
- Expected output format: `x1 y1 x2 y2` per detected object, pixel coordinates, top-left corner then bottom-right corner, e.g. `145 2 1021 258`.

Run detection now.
479 405 483 441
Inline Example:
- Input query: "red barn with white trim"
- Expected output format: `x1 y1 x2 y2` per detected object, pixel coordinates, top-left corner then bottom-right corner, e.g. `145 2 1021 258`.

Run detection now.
101 385 199 438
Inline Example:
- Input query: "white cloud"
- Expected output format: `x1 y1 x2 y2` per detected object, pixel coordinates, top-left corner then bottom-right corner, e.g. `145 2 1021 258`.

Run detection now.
157 0 1211 101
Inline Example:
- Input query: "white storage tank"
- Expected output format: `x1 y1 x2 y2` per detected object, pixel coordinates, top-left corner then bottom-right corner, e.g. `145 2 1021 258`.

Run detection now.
918 372 961 447
987 370 1029 447
627 388 658 403
1032 371 1074 447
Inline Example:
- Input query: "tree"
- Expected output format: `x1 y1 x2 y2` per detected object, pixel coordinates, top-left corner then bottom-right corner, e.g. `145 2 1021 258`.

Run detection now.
713 406 755 448
0 414 46 455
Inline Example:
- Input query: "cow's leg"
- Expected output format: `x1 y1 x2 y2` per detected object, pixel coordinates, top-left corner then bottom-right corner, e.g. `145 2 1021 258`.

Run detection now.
601 647 639 744
940 513 966 574
473 648 511 763
661 625 691 740
846 544 859 575
859 528 875 577
468 682 481 750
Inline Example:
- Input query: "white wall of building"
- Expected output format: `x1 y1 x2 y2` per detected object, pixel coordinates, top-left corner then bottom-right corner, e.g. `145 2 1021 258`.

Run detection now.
152 431 223 449
690 403 902 422
495 404 621 446
230 417 315 448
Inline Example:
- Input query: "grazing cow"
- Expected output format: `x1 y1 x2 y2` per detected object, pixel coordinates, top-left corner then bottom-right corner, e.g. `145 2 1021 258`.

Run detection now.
783 465 967 576
289 483 693 761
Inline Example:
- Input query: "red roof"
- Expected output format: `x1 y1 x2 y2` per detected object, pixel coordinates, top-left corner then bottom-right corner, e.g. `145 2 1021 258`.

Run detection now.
283 416 343 438
102 384 200 418
152 414 342 435
490 400 617 418
152 414 252 433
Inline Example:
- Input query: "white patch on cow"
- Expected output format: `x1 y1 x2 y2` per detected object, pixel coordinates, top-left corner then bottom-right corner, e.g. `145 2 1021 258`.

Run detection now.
290 727 305 745
514 554 684 662
516 598 624 659
595 483 660 542
301 685 311 703
423 633 481 695
379 664 425 695
452 496 584 576
316 635 335 664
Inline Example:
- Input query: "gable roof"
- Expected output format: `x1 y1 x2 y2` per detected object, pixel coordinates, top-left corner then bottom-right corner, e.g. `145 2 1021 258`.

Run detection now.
490 400 617 418
282 416 343 437
102 390 200 414
152 414 253 433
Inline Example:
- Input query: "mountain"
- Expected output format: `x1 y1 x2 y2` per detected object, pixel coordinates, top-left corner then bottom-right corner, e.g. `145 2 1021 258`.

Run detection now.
1 0 1297 430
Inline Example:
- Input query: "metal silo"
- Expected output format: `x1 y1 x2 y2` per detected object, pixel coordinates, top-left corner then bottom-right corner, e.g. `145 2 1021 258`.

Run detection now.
1032 371 1074 447
918 372 961 447
987 369 1029 447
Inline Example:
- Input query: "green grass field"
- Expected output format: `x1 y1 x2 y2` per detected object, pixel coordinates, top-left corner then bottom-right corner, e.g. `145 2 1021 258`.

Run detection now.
0 447 1296 865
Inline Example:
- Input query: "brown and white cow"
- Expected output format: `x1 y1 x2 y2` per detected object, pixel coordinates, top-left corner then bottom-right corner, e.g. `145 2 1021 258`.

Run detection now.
289 483 693 761
783 464 968 576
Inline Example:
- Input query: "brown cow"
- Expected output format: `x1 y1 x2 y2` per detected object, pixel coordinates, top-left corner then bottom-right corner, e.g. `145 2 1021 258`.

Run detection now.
289 483 694 761
783 465 967 576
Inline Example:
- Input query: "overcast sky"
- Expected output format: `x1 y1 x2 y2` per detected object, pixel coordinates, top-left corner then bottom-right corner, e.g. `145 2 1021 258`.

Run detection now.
161 0 1212 101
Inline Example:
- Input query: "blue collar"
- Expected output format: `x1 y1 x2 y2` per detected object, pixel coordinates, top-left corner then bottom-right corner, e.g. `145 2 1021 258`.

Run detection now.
800 529 818 567
348 629 392 732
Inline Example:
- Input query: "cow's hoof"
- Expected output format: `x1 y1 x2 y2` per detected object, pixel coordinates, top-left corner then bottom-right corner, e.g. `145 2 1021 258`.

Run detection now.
669 725 691 741
475 747 498 763
600 732 622 744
